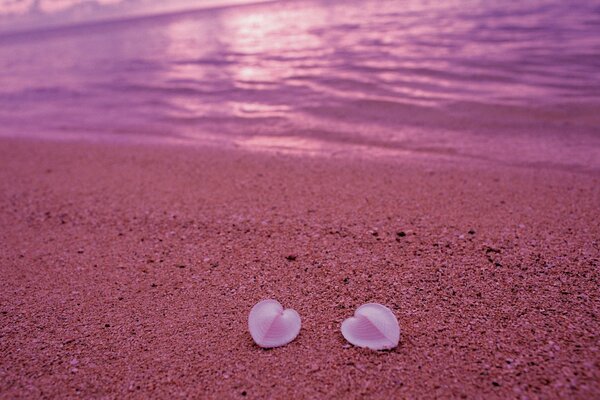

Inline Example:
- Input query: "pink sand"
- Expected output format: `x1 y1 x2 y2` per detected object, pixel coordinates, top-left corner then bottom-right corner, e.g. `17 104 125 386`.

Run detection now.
0 137 598 398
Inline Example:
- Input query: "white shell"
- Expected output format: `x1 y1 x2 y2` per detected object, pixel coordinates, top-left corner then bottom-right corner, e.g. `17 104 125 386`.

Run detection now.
248 299 301 348
341 303 400 350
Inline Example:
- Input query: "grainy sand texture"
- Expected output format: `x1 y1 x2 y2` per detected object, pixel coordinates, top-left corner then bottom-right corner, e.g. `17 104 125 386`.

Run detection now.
0 138 599 399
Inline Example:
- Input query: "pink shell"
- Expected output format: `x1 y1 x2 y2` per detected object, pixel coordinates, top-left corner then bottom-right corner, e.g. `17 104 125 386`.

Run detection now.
248 299 301 348
341 303 400 350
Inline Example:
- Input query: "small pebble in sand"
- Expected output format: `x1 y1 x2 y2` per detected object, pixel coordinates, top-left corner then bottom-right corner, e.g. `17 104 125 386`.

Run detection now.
248 299 301 348
341 303 400 350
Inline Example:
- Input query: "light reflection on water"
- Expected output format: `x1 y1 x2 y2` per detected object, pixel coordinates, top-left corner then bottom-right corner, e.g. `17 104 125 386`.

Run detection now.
0 0 599 169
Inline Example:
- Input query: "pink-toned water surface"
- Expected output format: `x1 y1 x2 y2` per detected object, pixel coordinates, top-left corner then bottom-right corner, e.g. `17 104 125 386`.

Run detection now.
0 0 599 170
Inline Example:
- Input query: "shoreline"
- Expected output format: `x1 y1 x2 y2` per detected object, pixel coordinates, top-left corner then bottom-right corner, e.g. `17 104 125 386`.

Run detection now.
0 137 598 398
1 126 599 176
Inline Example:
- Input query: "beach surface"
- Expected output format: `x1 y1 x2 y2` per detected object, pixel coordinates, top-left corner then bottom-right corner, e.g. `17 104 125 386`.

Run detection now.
0 137 598 399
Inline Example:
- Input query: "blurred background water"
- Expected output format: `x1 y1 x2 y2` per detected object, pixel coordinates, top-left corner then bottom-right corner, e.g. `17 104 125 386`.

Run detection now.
0 0 599 169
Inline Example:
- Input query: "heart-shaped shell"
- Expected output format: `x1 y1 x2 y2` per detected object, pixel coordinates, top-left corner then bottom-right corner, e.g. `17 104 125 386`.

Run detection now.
248 299 301 348
341 303 400 350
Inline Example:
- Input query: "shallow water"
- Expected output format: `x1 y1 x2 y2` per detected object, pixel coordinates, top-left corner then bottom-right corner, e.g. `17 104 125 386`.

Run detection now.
1 0 599 169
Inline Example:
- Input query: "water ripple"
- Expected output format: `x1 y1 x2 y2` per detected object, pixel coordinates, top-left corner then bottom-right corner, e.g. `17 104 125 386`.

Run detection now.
0 0 599 169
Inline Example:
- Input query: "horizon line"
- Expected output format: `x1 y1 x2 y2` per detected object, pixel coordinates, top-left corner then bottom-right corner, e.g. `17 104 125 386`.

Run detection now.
0 0 281 43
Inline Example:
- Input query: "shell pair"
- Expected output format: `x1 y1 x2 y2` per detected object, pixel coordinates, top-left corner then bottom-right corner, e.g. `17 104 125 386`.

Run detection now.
248 299 400 350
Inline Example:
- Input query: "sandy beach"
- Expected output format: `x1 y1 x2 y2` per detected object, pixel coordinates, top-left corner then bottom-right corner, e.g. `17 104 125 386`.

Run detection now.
2 0 600 398
0 137 598 398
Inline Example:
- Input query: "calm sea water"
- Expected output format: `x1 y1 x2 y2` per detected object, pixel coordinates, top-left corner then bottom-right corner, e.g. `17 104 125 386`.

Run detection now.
1 0 599 169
